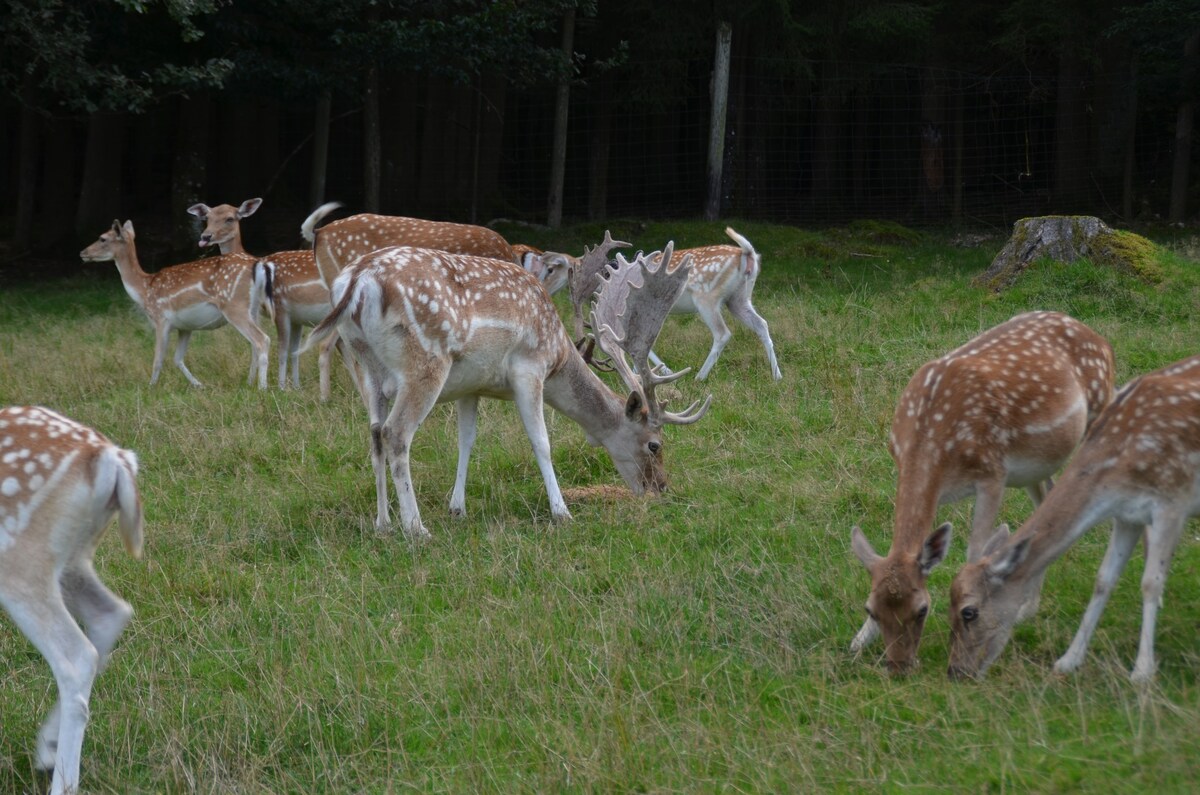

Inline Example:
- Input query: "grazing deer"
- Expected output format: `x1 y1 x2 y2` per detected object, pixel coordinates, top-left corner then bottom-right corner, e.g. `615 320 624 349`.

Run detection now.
302 242 711 539
539 228 782 381
0 406 143 795
252 250 338 399
80 219 271 389
948 355 1200 682
300 202 518 289
850 311 1114 673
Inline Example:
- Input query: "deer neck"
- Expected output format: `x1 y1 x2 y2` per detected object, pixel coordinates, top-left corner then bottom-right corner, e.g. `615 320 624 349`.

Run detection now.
110 245 153 312
216 237 245 256
543 353 627 440
889 459 945 551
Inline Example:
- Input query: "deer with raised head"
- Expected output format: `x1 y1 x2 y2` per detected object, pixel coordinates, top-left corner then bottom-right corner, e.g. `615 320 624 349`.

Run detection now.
539 227 782 381
849 311 1114 673
948 355 1200 683
252 250 338 399
302 241 711 539
0 406 143 795
80 215 271 388
301 202 519 289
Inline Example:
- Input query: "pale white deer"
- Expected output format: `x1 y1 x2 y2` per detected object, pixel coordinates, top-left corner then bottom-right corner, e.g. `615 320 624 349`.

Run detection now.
537 227 783 381
80 214 271 389
948 354 1200 682
0 406 143 795
252 250 338 399
302 241 711 539
300 202 519 289
850 311 1114 673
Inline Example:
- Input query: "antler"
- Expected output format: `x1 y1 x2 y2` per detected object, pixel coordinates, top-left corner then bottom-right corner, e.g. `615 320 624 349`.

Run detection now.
590 242 712 426
571 230 630 340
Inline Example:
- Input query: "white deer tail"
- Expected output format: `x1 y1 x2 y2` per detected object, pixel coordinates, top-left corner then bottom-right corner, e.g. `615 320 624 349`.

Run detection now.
724 227 760 278
301 202 343 243
97 447 144 559
252 260 275 325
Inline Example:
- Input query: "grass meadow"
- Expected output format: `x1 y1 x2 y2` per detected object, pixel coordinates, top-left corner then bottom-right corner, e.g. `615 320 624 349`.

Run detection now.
1 220 1199 793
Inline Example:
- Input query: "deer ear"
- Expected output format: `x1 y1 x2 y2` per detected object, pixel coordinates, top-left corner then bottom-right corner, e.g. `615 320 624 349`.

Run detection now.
122 220 136 240
985 536 1030 584
850 526 882 569
919 522 953 575
187 203 209 219
980 524 1011 559
111 219 123 236
238 197 263 218
624 390 646 420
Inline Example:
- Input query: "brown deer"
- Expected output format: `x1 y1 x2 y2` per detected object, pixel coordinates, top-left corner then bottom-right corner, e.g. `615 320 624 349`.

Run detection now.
80 215 271 388
850 311 1114 673
0 406 143 795
300 202 519 288
252 250 338 399
302 242 711 539
948 355 1200 682
538 228 782 381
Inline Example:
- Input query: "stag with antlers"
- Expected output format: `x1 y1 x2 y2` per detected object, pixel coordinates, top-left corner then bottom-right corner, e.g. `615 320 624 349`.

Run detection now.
303 242 710 538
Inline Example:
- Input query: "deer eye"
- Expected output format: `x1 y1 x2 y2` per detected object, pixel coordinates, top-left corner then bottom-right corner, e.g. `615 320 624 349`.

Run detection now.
648 441 661 454
960 606 979 624
916 605 929 620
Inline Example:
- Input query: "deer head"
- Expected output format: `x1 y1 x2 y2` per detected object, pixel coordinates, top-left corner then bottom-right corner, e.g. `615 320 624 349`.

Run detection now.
188 197 263 251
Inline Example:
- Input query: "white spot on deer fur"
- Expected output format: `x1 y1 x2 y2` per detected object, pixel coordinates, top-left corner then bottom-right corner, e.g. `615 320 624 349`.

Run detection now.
0 477 19 496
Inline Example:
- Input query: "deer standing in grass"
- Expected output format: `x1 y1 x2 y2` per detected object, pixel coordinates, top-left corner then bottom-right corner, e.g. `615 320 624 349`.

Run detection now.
0 406 143 795
302 241 711 539
949 355 1200 682
537 227 782 381
850 311 1114 673
252 250 338 399
80 207 271 388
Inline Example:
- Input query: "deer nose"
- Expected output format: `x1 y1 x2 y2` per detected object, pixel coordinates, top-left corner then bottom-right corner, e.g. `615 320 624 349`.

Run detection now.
198 234 212 247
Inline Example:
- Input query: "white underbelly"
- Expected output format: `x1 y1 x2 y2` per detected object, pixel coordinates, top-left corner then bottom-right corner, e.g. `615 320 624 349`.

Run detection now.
169 302 226 330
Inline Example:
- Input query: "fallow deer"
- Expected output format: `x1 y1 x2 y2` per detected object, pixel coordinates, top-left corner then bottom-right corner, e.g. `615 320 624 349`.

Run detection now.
300 202 519 289
948 355 1200 682
850 311 1114 673
80 218 271 389
252 250 338 399
539 228 782 381
302 242 711 539
0 406 143 795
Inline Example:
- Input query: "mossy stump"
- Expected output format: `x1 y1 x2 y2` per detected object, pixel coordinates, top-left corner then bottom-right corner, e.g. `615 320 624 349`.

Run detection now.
974 215 1162 291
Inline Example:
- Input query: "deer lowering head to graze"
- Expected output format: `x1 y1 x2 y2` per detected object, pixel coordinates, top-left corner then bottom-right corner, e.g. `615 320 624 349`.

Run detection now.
302 241 711 539
849 311 1114 673
80 219 271 388
253 250 339 399
300 202 518 288
0 406 143 795
539 228 782 381
948 355 1200 683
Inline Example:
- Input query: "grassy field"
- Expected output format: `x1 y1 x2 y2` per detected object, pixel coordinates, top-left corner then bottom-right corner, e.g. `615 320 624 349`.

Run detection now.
1 220 1199 793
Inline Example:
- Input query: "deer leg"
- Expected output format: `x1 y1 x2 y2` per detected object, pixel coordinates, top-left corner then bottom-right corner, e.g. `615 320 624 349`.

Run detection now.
381 364 448 540
172 330 204 388
694 301 733 381
359 370 394 533
727 294 782 381
1053 518 1141 676
647 348 673 375
512 375 571 521
449 396 479 518
1 582 98 794
1131 507 1186 682
317 333 336 402
850 617 881 653
966 479 1005 563
227 312 270 389
149 323 172 386
289 321 304 390
275 312 292 390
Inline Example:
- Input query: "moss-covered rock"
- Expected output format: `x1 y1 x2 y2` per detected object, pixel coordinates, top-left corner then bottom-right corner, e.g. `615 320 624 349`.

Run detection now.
973 215 1162 291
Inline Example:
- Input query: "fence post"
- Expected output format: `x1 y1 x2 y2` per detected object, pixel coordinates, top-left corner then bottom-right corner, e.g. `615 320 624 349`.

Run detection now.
704 22 733 221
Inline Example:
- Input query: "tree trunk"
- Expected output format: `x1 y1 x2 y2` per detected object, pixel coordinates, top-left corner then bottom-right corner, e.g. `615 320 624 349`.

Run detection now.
704 21 732 221
310 89 332 208
546 8 575 229
171 93 211 256
12 77 39 252
363 65 381 213
1169 30 1198 223
75 112 127 239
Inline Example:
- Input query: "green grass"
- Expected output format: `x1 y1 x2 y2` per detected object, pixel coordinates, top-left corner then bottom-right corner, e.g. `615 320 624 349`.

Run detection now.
2 223 1200 793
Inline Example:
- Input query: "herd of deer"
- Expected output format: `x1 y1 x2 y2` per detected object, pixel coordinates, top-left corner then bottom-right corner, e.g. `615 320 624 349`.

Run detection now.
2 197 1198 793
